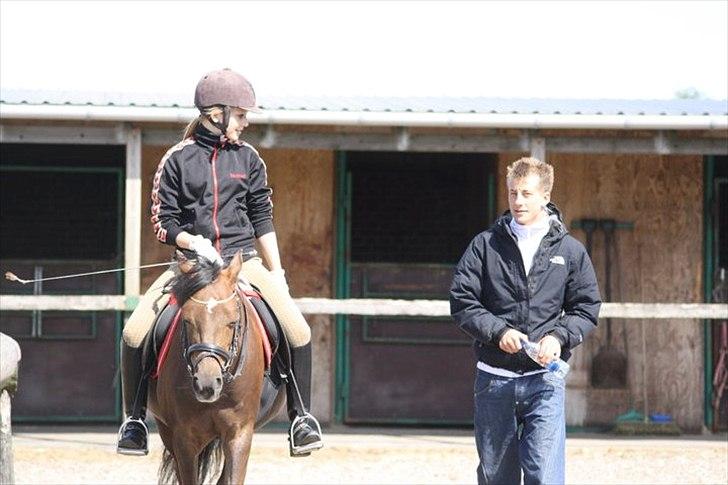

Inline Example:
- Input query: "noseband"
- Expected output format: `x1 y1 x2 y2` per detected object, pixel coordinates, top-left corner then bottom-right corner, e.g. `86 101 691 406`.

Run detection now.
182 291 248 383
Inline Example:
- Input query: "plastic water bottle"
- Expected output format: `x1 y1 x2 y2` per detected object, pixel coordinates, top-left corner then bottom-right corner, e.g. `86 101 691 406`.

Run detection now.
521 338 570 379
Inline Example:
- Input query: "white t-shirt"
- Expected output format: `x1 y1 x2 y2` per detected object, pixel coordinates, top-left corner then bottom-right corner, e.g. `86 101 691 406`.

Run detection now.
508 215 552 275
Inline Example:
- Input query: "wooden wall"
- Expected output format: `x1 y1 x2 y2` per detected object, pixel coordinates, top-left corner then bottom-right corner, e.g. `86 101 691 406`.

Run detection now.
498 153 705 431
139 144 336 421
259 148 335 422
138 141 707 429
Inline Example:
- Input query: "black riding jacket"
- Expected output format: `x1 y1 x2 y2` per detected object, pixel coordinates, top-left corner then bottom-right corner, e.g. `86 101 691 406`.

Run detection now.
450 203 601 373
151 124 274 259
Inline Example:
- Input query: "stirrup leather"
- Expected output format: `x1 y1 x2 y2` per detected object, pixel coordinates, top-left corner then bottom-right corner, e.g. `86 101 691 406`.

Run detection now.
288 413 324 457
117 417 149 456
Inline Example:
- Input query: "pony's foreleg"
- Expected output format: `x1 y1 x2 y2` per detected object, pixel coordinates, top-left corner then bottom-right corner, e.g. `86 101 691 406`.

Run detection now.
172 439 200 485
217 425 255 485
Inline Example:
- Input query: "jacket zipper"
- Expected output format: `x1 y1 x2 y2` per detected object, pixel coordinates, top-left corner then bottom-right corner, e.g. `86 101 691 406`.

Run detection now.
506 223 552 335
211 145 223 254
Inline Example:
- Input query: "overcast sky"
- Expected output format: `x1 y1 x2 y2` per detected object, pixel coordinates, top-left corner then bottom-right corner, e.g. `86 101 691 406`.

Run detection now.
1 0 726 101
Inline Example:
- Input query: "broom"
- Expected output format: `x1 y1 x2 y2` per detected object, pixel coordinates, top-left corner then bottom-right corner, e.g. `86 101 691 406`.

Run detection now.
613 319 681 435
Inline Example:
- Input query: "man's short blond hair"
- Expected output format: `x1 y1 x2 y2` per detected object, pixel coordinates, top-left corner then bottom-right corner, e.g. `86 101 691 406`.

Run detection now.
506 157 554 193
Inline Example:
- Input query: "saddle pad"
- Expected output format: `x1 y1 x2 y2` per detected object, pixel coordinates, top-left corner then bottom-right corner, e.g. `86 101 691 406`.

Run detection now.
239 288 273 369
151 295 182 379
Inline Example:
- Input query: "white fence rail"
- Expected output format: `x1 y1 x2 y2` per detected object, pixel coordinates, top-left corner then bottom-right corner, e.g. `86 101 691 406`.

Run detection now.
0 295 726 319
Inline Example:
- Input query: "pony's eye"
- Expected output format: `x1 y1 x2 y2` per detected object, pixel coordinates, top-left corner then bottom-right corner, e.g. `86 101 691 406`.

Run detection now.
228 321 237 328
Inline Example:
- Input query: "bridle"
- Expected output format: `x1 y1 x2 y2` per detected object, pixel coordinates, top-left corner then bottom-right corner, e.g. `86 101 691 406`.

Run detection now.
181 291 249 383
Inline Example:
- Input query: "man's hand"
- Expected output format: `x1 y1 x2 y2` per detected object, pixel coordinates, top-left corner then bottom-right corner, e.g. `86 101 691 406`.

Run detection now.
499 329 528 354
537 335 562 365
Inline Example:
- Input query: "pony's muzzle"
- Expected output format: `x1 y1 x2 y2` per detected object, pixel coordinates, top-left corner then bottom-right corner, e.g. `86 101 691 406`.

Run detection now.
192 359 224 402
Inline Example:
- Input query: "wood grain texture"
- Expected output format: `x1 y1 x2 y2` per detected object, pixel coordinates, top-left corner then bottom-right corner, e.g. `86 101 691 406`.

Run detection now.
497 153 705 430
257 147 335 422
258 148 334 298
140 145 172 291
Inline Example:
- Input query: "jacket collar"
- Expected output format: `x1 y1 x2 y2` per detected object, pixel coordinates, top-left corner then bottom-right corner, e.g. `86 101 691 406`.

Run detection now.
194 123 241 149
496 202 567 242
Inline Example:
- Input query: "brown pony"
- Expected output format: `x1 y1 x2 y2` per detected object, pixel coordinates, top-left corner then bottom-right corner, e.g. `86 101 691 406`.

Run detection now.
147 252 284 484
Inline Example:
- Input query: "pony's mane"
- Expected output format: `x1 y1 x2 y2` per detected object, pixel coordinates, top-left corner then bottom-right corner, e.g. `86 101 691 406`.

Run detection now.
168 259 223 304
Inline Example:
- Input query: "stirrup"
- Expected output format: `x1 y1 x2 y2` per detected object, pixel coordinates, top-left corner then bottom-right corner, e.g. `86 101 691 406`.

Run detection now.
117 417 149 456
288 413 324 457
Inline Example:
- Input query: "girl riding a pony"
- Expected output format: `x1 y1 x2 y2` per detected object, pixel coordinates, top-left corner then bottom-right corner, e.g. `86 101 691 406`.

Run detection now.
116 68 323 457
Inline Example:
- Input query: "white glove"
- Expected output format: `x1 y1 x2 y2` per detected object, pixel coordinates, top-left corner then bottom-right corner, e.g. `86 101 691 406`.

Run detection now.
270 268 289 293
189 236 223 266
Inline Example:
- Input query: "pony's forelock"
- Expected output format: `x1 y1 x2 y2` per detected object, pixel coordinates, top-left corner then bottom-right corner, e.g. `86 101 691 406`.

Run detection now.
169 258 223 304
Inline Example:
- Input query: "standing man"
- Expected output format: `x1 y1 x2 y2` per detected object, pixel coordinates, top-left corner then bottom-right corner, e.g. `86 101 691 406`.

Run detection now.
450 157 600 484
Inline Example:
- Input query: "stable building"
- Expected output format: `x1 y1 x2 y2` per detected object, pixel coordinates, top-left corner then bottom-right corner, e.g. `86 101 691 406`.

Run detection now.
1 90 727 432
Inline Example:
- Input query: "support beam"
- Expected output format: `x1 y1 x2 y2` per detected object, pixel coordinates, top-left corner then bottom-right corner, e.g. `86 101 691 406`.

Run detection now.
3 123 726 155
124 126 142 296
396 127 410 151
0 391 14 485
259 125 277 149
0 123 126 145
530 136 546 161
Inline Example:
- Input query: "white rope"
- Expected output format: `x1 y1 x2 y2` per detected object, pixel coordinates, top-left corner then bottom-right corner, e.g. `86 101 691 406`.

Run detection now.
4 262 176 285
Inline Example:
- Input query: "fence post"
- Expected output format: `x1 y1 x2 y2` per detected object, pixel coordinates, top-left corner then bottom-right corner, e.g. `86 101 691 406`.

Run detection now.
0 389 14 484
0 333 21 485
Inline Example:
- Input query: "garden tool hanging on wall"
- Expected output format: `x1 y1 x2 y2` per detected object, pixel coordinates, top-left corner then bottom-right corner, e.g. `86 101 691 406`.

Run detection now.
572 217 633 388
591 219 628 388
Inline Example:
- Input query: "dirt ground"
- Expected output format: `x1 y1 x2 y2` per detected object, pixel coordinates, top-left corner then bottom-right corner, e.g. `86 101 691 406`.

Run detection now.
7 425 728 484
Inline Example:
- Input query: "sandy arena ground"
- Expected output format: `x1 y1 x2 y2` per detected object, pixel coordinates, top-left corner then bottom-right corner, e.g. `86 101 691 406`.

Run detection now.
7 425 728 484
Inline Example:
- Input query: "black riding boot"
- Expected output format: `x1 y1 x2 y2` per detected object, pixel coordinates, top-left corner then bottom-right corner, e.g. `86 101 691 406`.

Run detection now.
117 342 149 456
286 342 323 457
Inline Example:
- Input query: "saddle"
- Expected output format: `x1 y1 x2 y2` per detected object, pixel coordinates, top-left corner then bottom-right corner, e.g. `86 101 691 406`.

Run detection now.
145 288 287 382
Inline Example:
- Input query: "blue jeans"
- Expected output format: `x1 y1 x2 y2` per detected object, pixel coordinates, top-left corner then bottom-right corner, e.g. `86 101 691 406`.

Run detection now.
474 369 566 485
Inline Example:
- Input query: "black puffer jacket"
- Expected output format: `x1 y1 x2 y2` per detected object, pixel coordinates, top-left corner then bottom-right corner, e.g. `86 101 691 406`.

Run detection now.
150 124 273 259
450 203 601 373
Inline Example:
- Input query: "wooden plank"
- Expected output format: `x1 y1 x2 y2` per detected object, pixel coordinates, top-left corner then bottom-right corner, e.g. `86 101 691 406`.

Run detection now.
0 391 14 485
1 295 726 319
139 145 177 291
0 295 131 311
124 126 142 296
140 127 727 154
258 147 337 423
0 123 126 145
530 136 546 161
2 123 726 154
535 153 706 430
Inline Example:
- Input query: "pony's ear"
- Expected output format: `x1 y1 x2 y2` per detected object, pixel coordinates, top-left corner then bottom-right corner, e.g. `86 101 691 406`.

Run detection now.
175 250 195 274
225 251 243 284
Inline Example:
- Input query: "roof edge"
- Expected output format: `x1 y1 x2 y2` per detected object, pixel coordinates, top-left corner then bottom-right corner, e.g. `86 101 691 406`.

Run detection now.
1 103 726 130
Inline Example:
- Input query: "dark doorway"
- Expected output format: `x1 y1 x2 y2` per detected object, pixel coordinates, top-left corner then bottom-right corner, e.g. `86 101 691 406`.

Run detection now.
339 151 495 424
0 143 124 422
710 156 728 431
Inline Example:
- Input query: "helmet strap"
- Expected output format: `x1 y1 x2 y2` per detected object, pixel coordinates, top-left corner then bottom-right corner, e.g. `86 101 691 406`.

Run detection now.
221 106 231 134
208 105 231 136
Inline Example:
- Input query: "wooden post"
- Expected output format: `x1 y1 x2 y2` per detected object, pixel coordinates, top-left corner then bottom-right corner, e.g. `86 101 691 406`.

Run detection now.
530 136 546 162
0 333 20 485
125 125 142 297
0 390 14 484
